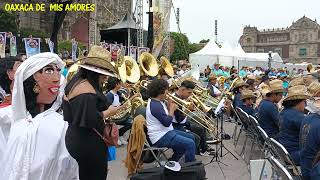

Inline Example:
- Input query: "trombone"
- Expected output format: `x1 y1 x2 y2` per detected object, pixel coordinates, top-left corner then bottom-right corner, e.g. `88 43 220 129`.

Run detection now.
140 80 217 135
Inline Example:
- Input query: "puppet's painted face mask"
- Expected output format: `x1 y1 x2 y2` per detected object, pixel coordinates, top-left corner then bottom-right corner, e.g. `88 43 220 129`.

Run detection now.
33 63 61 105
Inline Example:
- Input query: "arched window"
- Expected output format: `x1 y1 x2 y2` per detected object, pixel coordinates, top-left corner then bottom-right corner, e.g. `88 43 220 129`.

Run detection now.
246 37 252 43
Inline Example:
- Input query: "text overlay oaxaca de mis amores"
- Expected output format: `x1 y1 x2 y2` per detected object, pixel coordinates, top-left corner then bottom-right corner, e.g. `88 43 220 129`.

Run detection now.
3 2 95 12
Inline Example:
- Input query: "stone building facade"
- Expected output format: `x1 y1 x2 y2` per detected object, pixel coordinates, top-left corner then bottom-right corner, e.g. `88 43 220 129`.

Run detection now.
240 16 320 64
2 0 132 46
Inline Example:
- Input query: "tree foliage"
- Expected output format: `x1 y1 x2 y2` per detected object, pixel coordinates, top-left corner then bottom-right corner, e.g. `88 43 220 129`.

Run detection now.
170 32 189 63
0 10 18 34
199 39 210 43
58 40 86 54
170 32 203 63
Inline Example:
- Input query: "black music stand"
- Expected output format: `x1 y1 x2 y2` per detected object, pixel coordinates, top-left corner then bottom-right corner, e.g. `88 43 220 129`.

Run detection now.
205 108 239 179
217 108 239 160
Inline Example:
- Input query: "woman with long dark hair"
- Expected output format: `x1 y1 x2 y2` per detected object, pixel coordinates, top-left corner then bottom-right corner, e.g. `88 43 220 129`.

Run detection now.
63 46 126 180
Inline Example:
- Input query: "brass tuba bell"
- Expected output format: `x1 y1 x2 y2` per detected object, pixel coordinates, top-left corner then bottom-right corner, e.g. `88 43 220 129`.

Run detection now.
117 55 140 83
139 52 159 77
159 56 174 77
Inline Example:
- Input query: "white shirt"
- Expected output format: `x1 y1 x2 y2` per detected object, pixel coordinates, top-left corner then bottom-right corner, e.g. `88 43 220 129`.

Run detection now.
0 105 12 161
177 70 186 76
254 70 263 76
146 99 174 144
110 90 121 107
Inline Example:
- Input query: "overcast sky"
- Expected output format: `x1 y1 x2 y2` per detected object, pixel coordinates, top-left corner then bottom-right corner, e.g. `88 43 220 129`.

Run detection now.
134 0 319 46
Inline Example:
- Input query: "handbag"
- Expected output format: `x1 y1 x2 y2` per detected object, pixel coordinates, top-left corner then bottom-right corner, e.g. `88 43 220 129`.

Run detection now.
64 81 119 147
92 120 119 147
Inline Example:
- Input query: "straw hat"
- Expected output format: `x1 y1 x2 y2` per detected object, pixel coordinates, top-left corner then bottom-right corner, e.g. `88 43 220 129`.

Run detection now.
231 78 248 90
241 89 256 100
289 77 304 88
63 59 74 66
308 81 320 96
304 75 315 86
208 74 217 81
246 74 255 80
78 45 117 77
263 79 285 95
283 85 310 101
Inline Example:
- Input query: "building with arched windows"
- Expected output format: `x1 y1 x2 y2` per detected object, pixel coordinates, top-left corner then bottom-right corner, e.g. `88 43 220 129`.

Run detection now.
240 16 320 64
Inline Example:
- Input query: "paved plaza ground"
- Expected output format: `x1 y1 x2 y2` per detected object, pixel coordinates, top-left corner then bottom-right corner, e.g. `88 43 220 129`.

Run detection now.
108 122 252 180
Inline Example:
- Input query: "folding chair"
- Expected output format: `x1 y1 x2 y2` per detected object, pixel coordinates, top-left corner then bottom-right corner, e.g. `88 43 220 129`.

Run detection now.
235 108 253 157
248 115 261 160
131 116 169 174
234 107 249 149
267 156 295 180
269 138 302 179
257 126 270 159
230 104 241 146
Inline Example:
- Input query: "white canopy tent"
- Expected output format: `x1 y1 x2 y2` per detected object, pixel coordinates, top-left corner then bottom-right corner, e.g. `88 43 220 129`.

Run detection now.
189 39 284 71
189 39 221 70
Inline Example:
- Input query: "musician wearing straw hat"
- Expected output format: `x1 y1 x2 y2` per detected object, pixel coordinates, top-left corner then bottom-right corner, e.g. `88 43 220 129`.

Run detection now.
239 89 257 117
207 74 221 97
306 81 320 113
172 80 213 155
257 79 285 138
300 98 320 180
63 45 126 180
212 63 223 76
231 78 248 108
278 85 310 165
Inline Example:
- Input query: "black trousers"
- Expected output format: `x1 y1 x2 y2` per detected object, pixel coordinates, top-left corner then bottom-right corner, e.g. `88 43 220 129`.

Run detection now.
115 114 133 136
65 126 108 180
189 121 208 153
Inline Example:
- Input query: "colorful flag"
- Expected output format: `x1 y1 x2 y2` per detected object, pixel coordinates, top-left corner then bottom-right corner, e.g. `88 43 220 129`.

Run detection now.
49 40 54 53
10 36 17 57
129 46 137 61
0 32 6 58
138 47 150 58
24 37 40 58
111 44 120 61
152 0 172 58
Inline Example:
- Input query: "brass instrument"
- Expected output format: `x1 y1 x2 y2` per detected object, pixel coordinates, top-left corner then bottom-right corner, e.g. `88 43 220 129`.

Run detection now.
172 76 220 108
66 62 80 82
116 51 140 83
109 89 132 121
138 79 217 135
166 93 217 134
159 56 174 77
139 52 159 77
190 94 212 113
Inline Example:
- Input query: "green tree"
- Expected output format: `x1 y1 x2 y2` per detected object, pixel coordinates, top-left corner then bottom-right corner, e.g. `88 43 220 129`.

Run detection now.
170 32 189 63
0 10 18 34
188 43 202 54
58 40 86 55
199 39 209 44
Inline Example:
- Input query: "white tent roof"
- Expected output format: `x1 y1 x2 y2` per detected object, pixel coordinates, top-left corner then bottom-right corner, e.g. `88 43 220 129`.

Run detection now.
191 39 221 55
220 41 233 55
244 53 283 62
234 44 246 57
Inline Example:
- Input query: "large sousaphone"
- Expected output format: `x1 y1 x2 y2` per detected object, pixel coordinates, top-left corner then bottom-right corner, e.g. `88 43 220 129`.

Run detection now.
159 56 174 77
139 52 159 77
117 52 140 83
